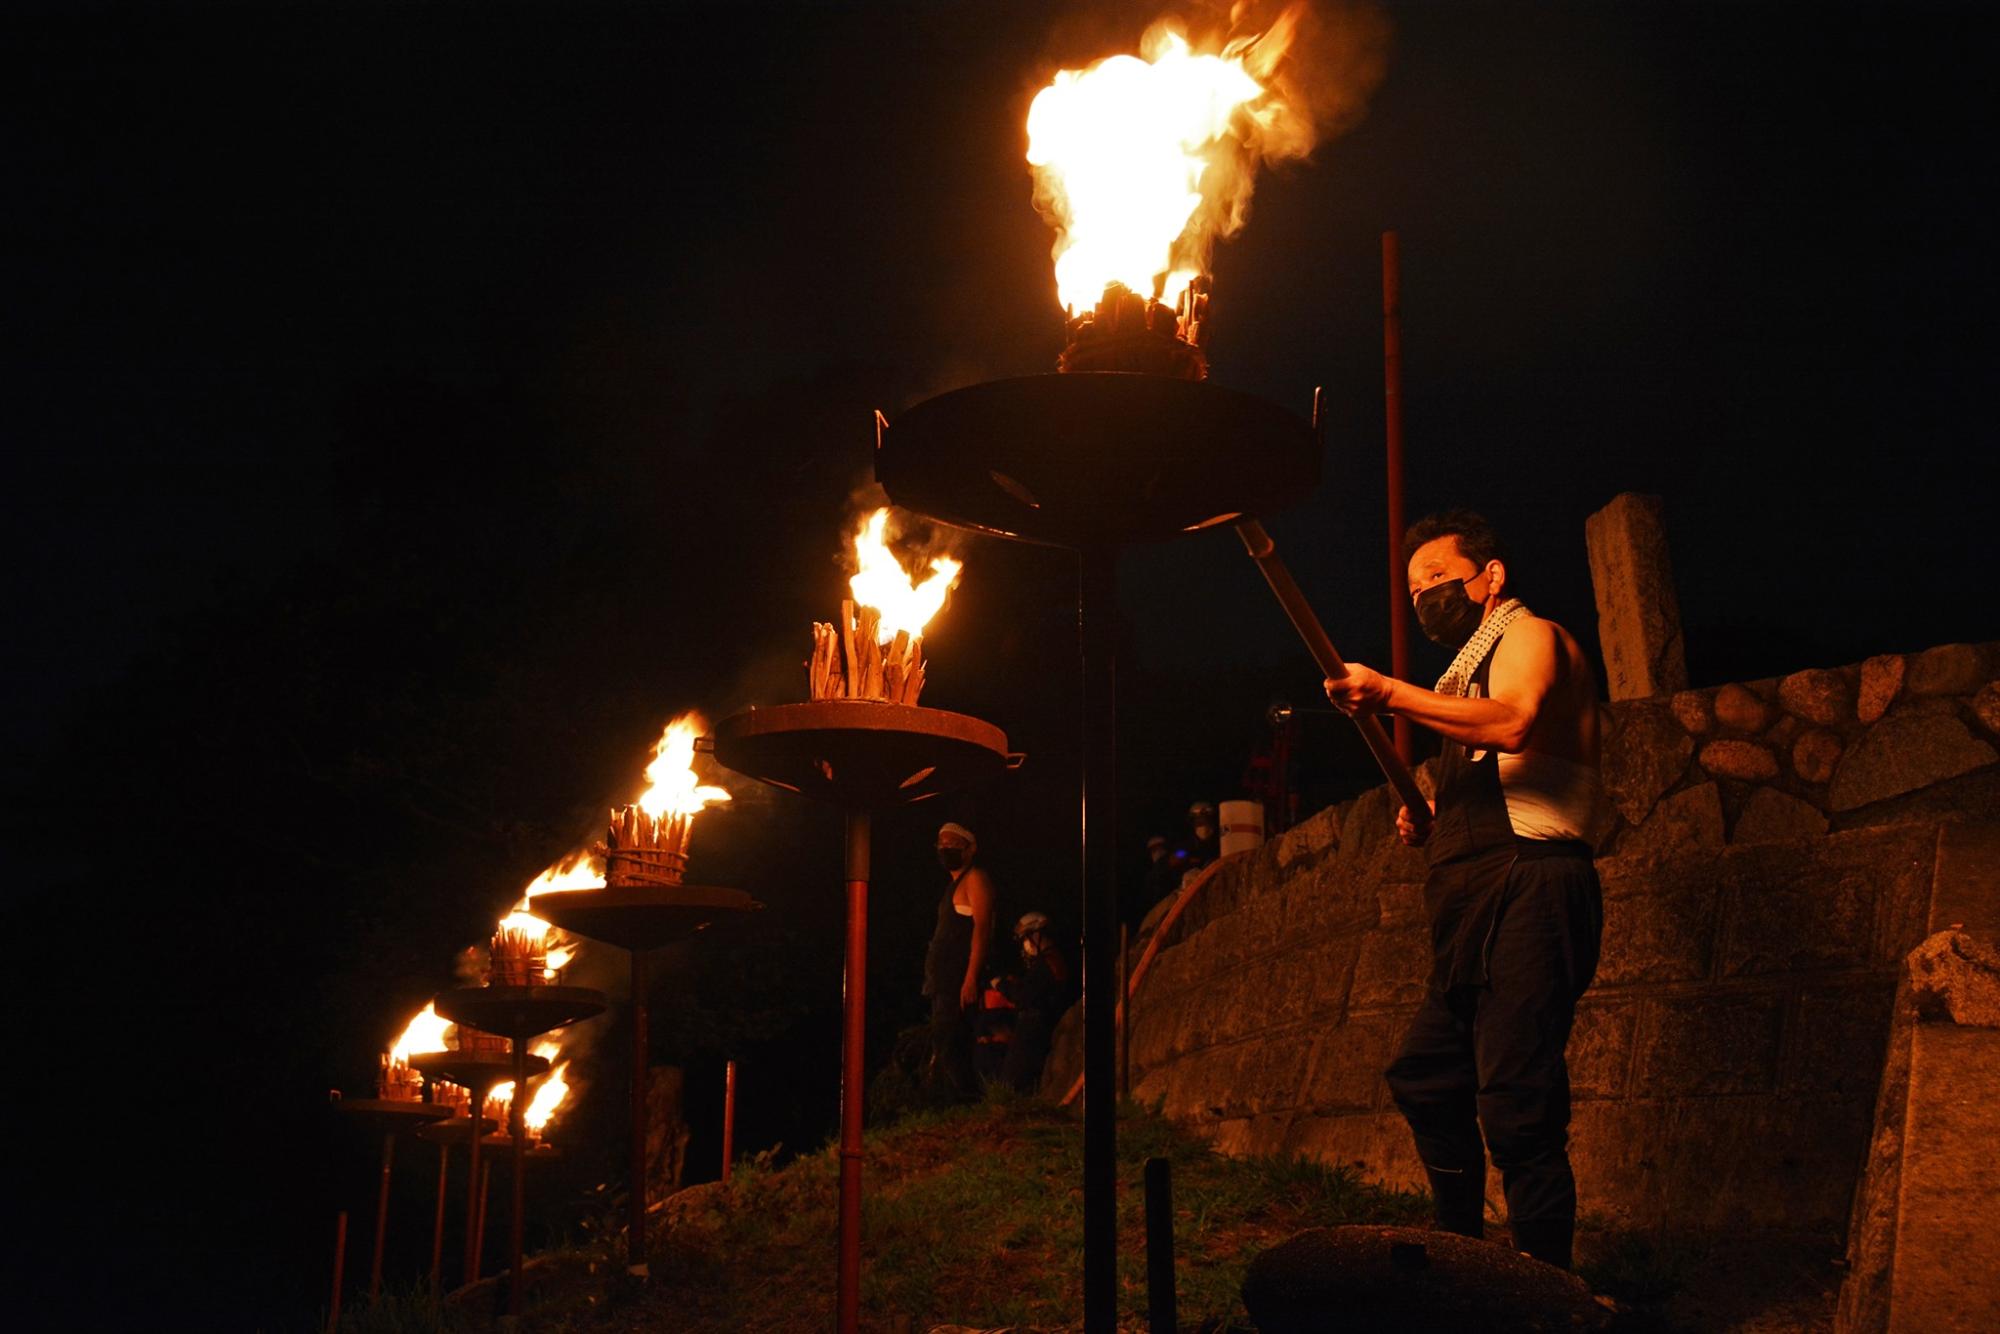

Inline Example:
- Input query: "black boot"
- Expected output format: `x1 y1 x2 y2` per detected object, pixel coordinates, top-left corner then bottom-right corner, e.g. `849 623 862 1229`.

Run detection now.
1509 1216 1573 1269
1424 1165 1485 1239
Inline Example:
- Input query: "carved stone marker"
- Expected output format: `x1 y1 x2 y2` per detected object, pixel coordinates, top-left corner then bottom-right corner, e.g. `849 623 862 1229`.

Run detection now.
1585 492 1689 700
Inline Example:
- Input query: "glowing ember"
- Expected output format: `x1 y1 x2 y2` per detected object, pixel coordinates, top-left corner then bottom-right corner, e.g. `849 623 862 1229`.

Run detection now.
848 509 962 642
1026 9 1309 313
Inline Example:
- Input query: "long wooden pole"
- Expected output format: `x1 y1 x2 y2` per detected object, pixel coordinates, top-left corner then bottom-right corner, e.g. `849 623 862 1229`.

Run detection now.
1383 231 1414 765
1233 519 1432 832
721 1059 738 1184
326 1211 348 1334
837 809 872 1334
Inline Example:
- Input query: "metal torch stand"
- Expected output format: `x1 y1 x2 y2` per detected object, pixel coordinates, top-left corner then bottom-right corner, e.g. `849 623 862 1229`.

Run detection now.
410 1048 544 1295
530 881 761 1278
876 371 1318 1331
432 986 606 1317
707 701 1016 1334
330 1098 451 1304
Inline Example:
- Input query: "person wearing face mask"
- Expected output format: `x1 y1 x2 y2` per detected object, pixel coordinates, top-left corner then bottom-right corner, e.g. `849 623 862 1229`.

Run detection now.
1001 911 1074 1091
1322 509 1605 1271
921 821 994 1101
1183 801 1221 878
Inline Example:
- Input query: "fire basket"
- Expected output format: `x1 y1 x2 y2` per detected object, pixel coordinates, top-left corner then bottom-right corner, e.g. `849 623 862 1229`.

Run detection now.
531 880 762 1277
877 320 1319 1330
430 986 604 1316
705 700 1018 1334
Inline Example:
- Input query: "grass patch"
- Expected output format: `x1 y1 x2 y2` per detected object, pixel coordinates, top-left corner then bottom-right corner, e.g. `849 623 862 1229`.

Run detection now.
426 1091 1426 1332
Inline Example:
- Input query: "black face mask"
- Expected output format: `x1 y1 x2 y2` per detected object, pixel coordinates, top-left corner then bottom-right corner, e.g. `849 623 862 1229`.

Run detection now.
937 848 966 872
1414 576 1486 648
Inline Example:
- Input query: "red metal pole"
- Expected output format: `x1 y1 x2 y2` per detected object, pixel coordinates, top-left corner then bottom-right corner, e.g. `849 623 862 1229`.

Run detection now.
837 808 871 1334
1383 230 1413 766
327 1211 348 1334
721 1058 738 1184
629 949 651 1277
429 1141 448 1300
369 1132 395 1300
509 1040 528 1315
473 1161 491 1281
462 1085 485 1285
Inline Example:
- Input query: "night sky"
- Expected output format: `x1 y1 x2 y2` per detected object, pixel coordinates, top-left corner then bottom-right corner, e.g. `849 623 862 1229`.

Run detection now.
7 2 1995 1327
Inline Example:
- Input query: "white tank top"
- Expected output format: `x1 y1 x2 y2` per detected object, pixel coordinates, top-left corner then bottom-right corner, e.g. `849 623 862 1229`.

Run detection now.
1496 750 1605 845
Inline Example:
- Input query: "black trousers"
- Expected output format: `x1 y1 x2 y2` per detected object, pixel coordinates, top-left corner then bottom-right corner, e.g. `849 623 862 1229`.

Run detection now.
927 991 979 1100
1385 852 1602 1259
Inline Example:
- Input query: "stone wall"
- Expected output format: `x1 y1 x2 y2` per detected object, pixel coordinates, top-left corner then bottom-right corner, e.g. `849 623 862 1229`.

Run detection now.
1047 641 2000 1234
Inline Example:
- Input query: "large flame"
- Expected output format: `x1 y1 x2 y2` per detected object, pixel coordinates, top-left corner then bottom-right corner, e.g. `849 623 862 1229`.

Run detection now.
389 1002 453 1064
637 716 733 820
489 1042 571 1133
1026 10 1308 313
849 508 962 641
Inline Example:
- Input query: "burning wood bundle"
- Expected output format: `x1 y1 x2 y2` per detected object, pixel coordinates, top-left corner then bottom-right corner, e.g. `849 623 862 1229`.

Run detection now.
809 509 960 703
377 1055 425 1102
809 601 927 703
489 923 549 987
455 1024 509 1054
433 1080 471 1118
604 717 730 886
1059 278 1208 379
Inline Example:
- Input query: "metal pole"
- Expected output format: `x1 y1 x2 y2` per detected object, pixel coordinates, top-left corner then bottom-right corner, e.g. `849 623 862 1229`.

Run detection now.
1144 1157 1177 1334
327 1211 348 1334
1383 230 1413 766
722 1059 738 1184
369 1132 395 1300
1080 545 1118 1333
1233 520 1432 834
509 1040 528 1315
1117 923 1130 1100
837 807 873 1334
429 1141 448 1300
462 1082 485 1286
474 1161 491 1281
629 948 651 1277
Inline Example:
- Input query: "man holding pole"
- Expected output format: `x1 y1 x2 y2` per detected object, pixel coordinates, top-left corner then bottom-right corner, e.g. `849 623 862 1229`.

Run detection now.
1322 510 1604 1270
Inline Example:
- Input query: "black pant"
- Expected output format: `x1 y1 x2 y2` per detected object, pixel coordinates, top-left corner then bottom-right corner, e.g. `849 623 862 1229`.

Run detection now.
927 991 979 1100
1385 853 1602 1264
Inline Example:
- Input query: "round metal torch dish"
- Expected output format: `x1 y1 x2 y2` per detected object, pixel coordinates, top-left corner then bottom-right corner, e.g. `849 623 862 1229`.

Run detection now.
709 701 1016 809
414 1116 498 1147
876 373 1318 548
432 986 608 1041
331 1098 454 1133
409 1049 552 1089
479 1136 563 1163
530 882 762 952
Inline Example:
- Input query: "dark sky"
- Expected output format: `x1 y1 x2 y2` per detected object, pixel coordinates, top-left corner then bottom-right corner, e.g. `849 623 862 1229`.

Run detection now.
6 1 1995 1326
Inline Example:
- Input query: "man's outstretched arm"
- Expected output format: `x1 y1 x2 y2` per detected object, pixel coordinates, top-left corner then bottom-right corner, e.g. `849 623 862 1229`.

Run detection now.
1326 618 1558 753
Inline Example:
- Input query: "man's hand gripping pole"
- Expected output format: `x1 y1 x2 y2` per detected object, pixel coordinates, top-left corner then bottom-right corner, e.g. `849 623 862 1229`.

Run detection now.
1234 518 1433 836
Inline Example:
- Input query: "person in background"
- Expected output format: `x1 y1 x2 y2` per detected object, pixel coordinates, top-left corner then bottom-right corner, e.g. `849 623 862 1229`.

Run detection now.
1001 911 1075 1093
972 971 1017 1084
1139 833 1181 920
1182 800 1220 879
921 821 993 1101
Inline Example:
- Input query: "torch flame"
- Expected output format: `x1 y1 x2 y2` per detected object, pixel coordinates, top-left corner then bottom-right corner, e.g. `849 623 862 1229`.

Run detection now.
389 1002 453 1064
489 1042 571 1133
1026 9 1309 313
849 509 962 642
637 716 733 820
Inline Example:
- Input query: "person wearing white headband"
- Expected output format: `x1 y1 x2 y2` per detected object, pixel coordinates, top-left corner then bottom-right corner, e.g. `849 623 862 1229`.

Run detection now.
1323 508 1606 1272
921 821 993 1100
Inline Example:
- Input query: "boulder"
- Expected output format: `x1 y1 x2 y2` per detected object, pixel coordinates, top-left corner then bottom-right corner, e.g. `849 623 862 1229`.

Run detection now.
1972 681 2000 737
1907 930 2000 1028
1828 712 1998 812
1792 728 1844 785
1699 739 1779 782
1670 689 1713 734
1603 701 1694 824
1779 668 1853 725
1585 492 1688 701
1713 683 1771 733
1242 1226 1614 1333
1858 654 1905 723
1732 787 1829 844
1906 643 1987 696
1616 782 1724 864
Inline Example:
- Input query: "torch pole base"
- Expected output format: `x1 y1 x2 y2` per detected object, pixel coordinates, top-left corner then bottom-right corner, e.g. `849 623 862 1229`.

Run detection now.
838 807 871 1334
1081 546 1119 1333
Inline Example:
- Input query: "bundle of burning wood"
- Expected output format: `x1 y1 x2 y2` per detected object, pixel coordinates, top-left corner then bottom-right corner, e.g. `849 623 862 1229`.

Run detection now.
1059 279 1209 380
433 1080 471 1118
604 804 693 887
455 1025 508 1054
809 600 927 704
489 924 550 986
377 1055 425 1102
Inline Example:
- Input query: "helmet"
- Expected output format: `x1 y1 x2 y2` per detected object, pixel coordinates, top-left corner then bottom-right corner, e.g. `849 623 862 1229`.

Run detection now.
1013 911 1050 940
